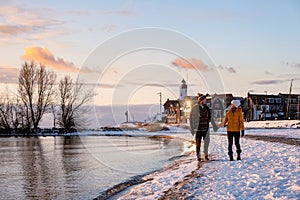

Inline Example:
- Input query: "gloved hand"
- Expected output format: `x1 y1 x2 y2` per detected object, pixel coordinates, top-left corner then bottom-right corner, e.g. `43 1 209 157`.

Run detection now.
241 130 245 137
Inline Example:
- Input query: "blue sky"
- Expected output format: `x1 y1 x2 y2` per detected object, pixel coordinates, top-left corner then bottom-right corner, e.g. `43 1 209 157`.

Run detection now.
1 0 300 107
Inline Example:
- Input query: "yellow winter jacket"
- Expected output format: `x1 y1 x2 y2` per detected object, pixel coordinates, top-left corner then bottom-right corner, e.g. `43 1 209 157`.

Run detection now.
223 108 245 132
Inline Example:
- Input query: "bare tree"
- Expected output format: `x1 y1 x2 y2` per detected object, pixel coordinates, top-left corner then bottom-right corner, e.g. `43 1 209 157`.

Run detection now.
58 75 94 132
18 61 56 132
0 96 13 132
0 95 23 133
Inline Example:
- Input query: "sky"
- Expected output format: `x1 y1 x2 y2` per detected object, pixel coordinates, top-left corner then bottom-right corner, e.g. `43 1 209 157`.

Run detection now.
1 0 300 125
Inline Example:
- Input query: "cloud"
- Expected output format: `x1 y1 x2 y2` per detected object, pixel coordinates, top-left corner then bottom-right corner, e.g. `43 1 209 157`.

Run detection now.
282 61 300 69
252 80 284 85
22 46 79 72
120 79 200 89
191 11 243 22
172 57 209 71
102 9 136 16
265 71 272 75
68 10 90 16
0 5 61 27
0 67 19 84
0 25 31 35
217 65 236 73
101 24 118 32
0 5 64 38
226 67 236 73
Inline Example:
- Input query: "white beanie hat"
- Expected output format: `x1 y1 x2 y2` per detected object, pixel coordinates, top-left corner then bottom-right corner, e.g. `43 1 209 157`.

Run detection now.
231 100 241 108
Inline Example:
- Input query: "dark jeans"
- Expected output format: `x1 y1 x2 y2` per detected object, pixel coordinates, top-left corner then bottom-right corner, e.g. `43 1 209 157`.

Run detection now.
227 131 241 155
195 130 209 156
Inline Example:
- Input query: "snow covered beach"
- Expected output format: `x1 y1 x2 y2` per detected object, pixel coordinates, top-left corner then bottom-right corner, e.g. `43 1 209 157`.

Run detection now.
2 120 298 199
96 123 300 200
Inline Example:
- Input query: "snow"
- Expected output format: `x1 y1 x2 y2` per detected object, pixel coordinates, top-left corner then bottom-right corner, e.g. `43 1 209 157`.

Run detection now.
244 120 299 129
37 120 300 199
216 127 300 139
117 129 300 199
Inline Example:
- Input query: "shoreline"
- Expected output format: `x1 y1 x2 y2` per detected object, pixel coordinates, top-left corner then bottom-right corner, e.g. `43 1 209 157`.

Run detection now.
1 128 299 199
93 135 194 200
117 131 300 199
0 127 298 138
0 119 298 137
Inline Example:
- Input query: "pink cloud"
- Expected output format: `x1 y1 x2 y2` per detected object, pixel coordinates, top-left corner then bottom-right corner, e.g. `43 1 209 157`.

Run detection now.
0 5 64 39
0 25 30 35
172 57 209 71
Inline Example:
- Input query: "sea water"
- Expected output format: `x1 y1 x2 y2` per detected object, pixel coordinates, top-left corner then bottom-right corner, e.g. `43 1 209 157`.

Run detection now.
0 134 184 199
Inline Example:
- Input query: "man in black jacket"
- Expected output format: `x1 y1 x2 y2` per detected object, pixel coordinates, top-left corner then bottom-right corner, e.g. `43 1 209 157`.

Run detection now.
190 94 211 162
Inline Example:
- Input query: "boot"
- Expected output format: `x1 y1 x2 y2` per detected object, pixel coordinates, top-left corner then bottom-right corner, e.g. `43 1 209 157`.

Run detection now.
205 155 209 161
196 152 201 162
237 153 241 160
197 156 201 162
237 150 242 160
229 154 234 161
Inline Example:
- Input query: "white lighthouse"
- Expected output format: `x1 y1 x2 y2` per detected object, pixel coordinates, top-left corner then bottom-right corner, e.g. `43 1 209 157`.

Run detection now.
179 79 187 100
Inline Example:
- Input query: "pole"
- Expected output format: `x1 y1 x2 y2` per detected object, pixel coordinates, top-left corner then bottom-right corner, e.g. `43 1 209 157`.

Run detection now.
286 79 293 119
264 91 267 120
297 95 300 120
158 92 162 114
125 110 128 122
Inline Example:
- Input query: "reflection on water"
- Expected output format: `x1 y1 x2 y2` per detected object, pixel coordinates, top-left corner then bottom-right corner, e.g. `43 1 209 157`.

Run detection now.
0 135 183 199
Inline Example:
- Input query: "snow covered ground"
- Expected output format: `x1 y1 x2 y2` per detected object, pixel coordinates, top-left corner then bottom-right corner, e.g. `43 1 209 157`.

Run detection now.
244 120 299 129
217 127 300 140
37 120 300 199
117 129 300 199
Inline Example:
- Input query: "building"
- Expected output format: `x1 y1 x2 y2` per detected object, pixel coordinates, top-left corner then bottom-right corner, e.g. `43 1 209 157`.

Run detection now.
164 79 195 124
163 79 246 124
210 94 232 122
163 99 180 124
279 93 300 120
163 80 300 124
246 93 300 120
179 79 187 100
179 95 197 124
246 93 281 120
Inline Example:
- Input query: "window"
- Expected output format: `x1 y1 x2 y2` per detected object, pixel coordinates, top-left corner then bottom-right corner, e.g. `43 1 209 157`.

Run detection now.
213 110 221 118
275 98 281 103
268 98 274 103
292 99 297 104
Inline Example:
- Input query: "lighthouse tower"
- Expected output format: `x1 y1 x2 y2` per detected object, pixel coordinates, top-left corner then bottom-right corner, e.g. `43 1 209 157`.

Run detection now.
179 79 187 100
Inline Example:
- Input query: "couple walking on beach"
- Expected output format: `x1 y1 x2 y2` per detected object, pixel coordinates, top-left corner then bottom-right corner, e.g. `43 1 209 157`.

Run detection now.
190 93 245 162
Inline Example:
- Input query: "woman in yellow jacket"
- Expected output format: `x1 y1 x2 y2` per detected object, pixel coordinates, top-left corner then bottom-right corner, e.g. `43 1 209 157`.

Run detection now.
219 100 245 161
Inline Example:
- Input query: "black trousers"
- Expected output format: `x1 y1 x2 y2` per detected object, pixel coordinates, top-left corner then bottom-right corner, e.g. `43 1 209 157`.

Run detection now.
227 131 241 155
195 131 207 156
